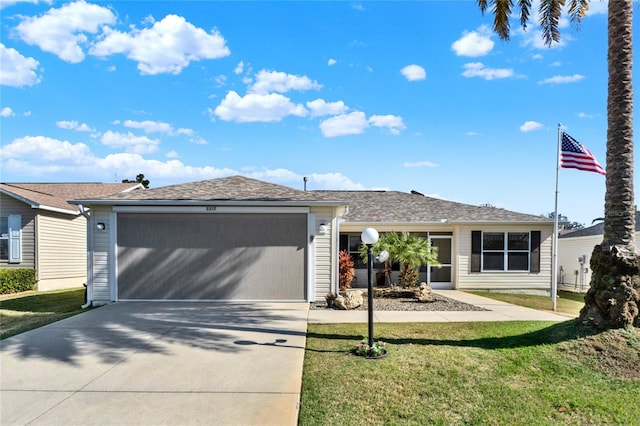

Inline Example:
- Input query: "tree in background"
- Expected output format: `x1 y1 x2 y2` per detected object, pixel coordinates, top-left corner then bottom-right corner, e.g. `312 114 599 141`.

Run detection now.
477 0 638 329
122 173 150 188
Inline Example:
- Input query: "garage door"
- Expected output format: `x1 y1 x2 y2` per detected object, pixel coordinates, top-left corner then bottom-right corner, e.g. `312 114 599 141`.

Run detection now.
116 213 307 300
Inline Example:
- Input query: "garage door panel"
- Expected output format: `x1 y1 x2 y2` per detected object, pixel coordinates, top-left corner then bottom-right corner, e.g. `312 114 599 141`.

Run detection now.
117 213 306 300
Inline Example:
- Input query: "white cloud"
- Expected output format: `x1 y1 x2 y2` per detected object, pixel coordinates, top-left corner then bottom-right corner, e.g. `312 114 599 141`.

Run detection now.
56 120 94 132
578 112 596 119
519 121 543 132
368 114 406 135
165 150 179 158
306 172 365 190
234 61 244 74
213 90 308 123
0 43 42 87
466 131 479 136
189 136 208 145
15 0 116 63
306 99 349 118
400 64 426 81
319 111 368 137
532 53 543 60
0 0 44 9
249 70 322 94
0 135 93 164
462 62 514 80
519 29 566 50
451 26 494 57
538 74 585 85
123 119 173 134
90 14 230 75
327 58 337 66
100 130 160 154
1 107 15 117
403 161 438 168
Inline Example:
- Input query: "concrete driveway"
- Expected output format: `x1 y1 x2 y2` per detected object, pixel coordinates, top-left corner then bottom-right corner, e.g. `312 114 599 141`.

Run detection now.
1 302 309 426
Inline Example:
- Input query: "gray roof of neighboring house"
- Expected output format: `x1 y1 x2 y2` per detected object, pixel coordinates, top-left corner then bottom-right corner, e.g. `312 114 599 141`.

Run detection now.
313 190 552 224
0 182 143 214
559 212 640 238
71 175 345 205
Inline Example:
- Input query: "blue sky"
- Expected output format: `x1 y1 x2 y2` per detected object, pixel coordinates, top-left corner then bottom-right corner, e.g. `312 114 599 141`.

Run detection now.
0 0 634 226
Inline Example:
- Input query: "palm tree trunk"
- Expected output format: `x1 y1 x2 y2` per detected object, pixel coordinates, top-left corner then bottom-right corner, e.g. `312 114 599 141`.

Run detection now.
579 0 640 329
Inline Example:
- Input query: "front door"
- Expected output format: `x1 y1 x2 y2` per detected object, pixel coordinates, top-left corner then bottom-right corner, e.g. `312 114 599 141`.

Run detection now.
429 236 452 289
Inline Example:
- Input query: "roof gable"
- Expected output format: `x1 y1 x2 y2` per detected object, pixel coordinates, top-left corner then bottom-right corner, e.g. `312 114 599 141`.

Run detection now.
73 175 337 204
0 182 143 214
559 212 640 238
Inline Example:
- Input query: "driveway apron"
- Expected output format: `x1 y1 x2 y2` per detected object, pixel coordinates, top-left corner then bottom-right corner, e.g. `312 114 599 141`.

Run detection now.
1 302 309 426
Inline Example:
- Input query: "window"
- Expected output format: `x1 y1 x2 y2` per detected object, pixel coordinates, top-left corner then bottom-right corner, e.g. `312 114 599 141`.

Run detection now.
0 217 8 261
471 230 541 273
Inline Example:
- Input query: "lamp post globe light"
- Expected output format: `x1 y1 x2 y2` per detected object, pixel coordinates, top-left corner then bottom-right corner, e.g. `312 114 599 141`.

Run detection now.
361 228 379 347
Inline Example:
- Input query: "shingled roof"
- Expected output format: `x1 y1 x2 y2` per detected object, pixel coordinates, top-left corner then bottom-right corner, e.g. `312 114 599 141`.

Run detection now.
71 175 345 205
559 212 640 238
313 190 552 224
0 182 143 214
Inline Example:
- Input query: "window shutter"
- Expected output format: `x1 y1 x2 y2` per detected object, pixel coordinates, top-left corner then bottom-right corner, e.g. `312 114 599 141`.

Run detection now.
8 215 22 263
530 231 541 273
471 231 481 273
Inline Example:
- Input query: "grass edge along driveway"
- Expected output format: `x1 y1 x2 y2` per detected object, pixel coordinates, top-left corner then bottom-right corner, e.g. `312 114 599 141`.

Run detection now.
300 320 640 425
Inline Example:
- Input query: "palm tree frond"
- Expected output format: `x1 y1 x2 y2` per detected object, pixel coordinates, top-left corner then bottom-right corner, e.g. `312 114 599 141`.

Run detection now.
477 0 489 14
492 0 513 41
517 0 533 30
567 0 589 24
538 0 565 46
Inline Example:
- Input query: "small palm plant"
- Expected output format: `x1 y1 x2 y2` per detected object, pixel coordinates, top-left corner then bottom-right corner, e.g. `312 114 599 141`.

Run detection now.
361 231 440 287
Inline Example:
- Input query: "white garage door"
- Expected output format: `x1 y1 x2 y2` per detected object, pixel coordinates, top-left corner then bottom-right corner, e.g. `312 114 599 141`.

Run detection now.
116 213 307 300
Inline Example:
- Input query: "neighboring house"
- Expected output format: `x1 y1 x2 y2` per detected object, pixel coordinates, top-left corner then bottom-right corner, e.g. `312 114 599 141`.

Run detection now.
557 213 640 292
72 176 554 306
0 182 144 291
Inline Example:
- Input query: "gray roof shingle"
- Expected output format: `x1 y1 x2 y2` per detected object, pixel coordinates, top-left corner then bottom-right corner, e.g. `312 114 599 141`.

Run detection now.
73 175 343 204
313 190 552 224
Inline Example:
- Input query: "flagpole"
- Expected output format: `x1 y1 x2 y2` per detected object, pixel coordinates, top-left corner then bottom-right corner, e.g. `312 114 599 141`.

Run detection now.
551 123 562 311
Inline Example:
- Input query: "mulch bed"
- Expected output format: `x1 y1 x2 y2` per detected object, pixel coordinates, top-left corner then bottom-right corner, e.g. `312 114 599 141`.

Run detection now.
310 292 488 312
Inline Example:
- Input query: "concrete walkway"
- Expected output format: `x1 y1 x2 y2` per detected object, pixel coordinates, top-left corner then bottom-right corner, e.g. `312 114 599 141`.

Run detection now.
1 302 309 426
307 290 573 323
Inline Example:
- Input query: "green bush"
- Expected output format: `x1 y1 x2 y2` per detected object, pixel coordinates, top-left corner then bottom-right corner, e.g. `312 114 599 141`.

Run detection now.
0 268 37 294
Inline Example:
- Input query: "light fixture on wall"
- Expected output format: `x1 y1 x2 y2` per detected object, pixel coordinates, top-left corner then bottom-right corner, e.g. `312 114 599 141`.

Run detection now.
318 223 327 235
96 222 106 231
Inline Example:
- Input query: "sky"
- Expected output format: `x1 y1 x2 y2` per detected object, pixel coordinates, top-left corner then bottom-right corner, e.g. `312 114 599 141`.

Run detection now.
0 0 636 227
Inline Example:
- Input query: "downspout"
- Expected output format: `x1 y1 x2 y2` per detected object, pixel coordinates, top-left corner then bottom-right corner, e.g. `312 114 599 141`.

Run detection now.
78 204 93 309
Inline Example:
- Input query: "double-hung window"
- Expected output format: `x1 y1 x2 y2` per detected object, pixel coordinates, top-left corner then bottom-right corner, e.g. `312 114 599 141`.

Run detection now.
471 230 540 273
482 232 530 271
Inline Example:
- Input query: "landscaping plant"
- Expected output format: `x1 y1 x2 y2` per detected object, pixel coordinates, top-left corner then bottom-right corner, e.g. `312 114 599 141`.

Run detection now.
338 249 355 291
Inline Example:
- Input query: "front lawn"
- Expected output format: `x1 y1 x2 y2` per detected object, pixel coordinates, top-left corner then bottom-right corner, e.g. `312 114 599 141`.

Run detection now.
0 287 87 339
300 321 640 425
467 290 585 316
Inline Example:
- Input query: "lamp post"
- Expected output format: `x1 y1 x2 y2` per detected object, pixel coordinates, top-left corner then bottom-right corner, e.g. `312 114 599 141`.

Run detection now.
361 228 380 347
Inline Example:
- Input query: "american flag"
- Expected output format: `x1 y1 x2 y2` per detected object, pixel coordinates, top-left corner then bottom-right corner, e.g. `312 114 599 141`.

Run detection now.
560 132 606 176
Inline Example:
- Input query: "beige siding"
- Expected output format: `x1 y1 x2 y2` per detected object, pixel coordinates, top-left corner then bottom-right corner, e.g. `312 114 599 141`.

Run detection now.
0 194 36 269
456 224 553 291
311 207 335 300
557 235 599 291
37 212 86 285
91 209 112 302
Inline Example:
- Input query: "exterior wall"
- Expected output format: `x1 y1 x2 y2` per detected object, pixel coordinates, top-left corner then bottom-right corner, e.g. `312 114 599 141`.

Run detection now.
456 224 553 291
557 231 640 292
90 207 113 303
36 212 87 291
0 194 36 270
310 207 335 300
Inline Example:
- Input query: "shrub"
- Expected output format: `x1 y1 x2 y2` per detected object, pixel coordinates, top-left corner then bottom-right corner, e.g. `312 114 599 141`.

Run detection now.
338 250 355 291
0 268 37 294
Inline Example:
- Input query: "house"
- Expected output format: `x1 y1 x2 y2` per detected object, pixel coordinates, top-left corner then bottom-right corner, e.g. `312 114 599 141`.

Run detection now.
0 182 144 291
72 176 554 305
557 213 640 292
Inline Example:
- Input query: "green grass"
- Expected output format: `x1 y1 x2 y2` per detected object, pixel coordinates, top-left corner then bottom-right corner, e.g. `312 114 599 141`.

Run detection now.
300 321 640 425
0 287 87 339
467 290 585 316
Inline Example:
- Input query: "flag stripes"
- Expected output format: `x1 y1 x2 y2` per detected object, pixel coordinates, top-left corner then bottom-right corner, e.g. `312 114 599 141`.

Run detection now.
560 131 606 175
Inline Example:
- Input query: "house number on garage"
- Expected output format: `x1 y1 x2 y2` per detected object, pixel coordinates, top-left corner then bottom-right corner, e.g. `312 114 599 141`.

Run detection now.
205 206 217 211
